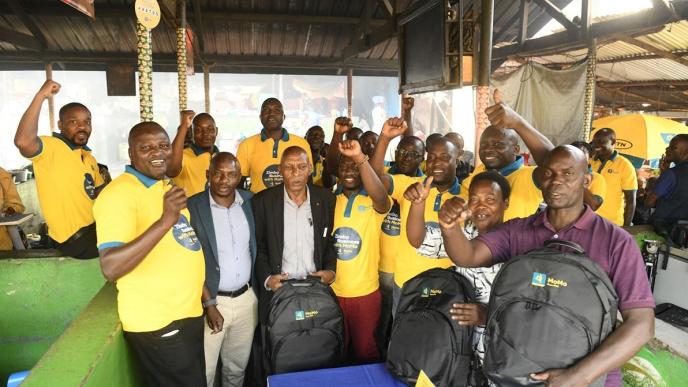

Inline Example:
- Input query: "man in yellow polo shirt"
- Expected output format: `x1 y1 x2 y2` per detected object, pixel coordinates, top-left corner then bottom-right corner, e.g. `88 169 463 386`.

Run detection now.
305 125 334 188
571 140 607 211
0 167 26 250
14 80 104 259
331 138 390 363
168 111 220 196
371 119 425 349
460 90 554 221
373 123 463 311
94 122 205 386
237 98 312 193
591 128 638 226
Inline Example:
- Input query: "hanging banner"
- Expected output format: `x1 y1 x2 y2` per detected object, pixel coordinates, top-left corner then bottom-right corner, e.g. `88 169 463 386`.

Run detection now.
60 0 95 18
186 27 195 76
135 0 161 29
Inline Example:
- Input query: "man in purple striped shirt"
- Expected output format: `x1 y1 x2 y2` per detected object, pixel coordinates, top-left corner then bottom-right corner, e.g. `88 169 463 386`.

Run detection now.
439 145 655 387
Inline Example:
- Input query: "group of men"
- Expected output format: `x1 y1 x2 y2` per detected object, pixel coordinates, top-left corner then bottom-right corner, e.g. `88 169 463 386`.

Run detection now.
11 79 680 387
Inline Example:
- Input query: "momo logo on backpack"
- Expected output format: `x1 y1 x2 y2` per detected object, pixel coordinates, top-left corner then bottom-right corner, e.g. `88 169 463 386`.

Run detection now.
387 267 476 387
483 240 618 387
265 278 344 374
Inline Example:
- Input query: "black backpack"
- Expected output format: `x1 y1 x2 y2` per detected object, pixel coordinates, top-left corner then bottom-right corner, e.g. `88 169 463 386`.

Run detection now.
265 278 344 374
387 267 476 387
483 240 618 387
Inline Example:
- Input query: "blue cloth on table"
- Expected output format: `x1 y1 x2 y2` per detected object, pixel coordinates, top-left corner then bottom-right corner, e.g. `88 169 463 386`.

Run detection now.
267 363 406 387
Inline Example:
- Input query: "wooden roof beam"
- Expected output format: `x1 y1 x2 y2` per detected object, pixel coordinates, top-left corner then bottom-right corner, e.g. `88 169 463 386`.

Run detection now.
597 85 685 110
0 25 42 50
493 5 677 60
532 0 578 32
190 0 205 54
618 35 688 68
0 3 388 26
5 0 47 50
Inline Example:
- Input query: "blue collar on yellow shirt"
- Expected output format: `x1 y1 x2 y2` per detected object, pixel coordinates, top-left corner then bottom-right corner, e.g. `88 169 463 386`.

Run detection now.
594 150 618 162
260 128 290 158
335 186 369 218
428 176 460 211
125 165 159 188
498 155 523 177
190 143 219 156
52 132 92 151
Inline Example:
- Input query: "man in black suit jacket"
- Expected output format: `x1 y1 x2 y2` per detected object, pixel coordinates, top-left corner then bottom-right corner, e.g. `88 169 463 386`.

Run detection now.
252 146 337 323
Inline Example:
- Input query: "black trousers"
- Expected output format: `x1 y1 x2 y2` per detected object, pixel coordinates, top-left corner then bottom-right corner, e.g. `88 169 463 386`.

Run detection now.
124 316 206 387
54 223 99 259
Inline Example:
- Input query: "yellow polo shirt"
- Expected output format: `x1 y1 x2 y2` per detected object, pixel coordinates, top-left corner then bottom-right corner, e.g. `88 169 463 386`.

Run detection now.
93 166 205 332
173 145 218 196
591 152 638 225
0 167 26 250
390 174 460 287
27 134 103 243
331 189 389 298
236 129 313 193
460 156 542 221
589 171 607 210
311 156 325 187
379 165 424 274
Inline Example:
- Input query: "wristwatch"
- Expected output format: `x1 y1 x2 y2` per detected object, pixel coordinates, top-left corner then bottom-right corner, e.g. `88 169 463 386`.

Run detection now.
202 298 217 308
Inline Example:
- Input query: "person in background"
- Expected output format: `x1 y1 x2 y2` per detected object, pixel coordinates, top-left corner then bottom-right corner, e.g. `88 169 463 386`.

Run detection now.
445 132 472 181
168 111 220 197
384 96 415 162
330 139 391 363
305 125 333 188
440 146 654 387
372 96 387 134
645 134 688 235
94 122 206 386
450 171 510 384
14 80 105 259
253 146 337 324
359 131 380 158
236 98 313 193
188 152 258 387
460 90 554 221
570 141 606 211
591 128 637 226
346 127 364 142
98 163 112 185
0 167 26 250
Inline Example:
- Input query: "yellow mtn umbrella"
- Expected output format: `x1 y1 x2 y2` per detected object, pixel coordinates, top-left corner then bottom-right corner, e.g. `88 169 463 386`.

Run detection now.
591 114 688 168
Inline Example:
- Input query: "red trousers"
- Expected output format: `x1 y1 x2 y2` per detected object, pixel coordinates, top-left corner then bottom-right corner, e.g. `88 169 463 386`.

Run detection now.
337 289 381 363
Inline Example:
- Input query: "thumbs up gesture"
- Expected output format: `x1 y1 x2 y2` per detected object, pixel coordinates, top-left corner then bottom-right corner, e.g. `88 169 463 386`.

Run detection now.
404 176 434 203
485 89 524 130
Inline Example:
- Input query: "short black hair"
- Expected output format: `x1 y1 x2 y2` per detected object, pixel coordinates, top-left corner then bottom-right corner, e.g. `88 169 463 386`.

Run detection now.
570 140 592 154
59 102 89 121
305 125 324 137
673 133 688 144
469 170 511 201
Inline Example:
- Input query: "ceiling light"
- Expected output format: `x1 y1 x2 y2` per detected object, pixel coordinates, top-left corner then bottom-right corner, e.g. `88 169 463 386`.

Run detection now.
641 103 651 107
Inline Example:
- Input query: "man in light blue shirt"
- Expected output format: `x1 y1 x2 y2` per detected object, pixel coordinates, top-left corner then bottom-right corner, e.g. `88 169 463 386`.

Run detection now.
188 152 258 387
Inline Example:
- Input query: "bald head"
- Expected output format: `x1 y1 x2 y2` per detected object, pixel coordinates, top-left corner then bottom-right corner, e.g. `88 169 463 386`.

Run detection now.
128 121 168 147
482 125 519 146
544 145 588 172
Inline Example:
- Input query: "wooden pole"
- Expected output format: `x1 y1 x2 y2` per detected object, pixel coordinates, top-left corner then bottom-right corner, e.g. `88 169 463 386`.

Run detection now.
204 64 210 113
45 62 56 132
176 0 187 111
347 68 353 118
137 22 154 122
475 0 495 166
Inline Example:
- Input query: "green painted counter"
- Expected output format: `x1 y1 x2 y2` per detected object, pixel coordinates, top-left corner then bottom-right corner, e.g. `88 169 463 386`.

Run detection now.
0 257 105 383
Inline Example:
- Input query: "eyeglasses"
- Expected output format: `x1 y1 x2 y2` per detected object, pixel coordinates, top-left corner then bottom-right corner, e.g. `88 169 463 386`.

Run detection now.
396 149 423 159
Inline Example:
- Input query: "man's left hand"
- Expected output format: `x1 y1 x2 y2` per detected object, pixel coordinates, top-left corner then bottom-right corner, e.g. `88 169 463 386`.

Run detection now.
310 270 335 285
485 89 524 130
205 305 224 334
338 140 364 162
530 368 588 387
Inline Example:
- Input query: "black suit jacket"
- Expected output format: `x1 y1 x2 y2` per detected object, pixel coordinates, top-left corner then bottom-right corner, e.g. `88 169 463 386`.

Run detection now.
252 183 337 322
187 188 256 298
